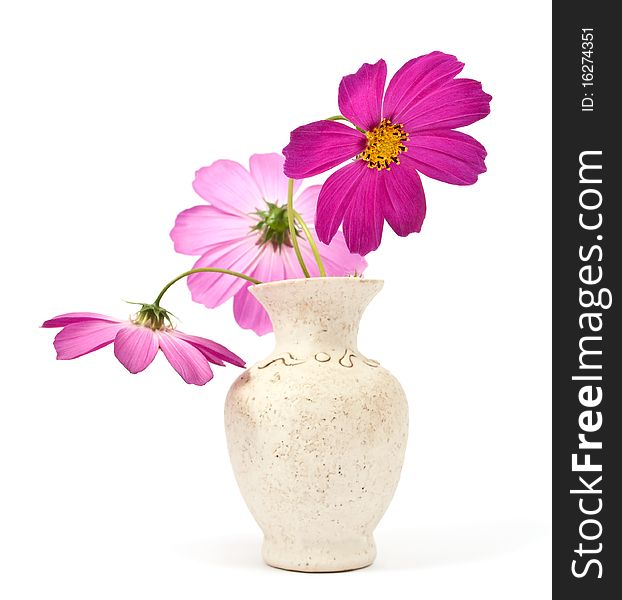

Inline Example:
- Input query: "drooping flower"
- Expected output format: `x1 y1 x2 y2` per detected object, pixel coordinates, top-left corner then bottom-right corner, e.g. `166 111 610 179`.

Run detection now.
170 153 367 335
42 306 245 386
283 52 492 255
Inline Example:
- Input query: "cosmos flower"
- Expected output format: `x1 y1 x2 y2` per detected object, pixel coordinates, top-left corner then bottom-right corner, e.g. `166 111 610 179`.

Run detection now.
42 307 245 386
283 52 492 255
170 152 367 335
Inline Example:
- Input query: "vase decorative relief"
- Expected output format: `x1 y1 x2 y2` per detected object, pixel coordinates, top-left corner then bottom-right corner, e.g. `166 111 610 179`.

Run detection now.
224 277 408 572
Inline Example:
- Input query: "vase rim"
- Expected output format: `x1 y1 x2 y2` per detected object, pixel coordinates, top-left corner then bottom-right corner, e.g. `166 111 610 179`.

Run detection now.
249 276 384 294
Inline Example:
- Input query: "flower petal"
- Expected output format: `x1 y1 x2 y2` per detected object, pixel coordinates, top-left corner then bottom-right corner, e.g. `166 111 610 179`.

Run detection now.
281 244 309 280
283 120 366 179
249 153 300 204
315 160 370 246
170 205 252 256
378 159 426 236
405 129 487 185
113 325 159 374
233 283 274 336
383 51 464 124
338 59 386 131
193 159 263 217
400 79 492 132
53 320 125 360
341 167 384 255
232 247 284 335
187 237 262 308
171 330 245 368
157 332 214 386
42 312 121 328
301 230 367 277
292 184 321 224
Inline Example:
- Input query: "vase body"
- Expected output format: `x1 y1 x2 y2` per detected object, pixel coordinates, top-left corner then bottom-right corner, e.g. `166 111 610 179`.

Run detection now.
224 277 408 572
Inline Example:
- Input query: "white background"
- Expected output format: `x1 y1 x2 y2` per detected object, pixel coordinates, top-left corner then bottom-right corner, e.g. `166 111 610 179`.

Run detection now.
0 1 552 598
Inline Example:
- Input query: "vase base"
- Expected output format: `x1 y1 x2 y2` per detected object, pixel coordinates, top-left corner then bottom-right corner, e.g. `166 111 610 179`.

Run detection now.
262 535 376 573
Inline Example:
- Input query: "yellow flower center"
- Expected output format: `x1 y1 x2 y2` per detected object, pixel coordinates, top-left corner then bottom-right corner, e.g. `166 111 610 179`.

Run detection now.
359 118 409 171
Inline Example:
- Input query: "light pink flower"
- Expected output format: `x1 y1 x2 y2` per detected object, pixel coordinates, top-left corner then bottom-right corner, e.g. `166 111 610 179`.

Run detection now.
170 153 367 335
42 310 245 386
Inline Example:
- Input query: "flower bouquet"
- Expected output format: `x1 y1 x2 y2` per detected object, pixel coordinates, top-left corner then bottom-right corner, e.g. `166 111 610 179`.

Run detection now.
43 52 491 571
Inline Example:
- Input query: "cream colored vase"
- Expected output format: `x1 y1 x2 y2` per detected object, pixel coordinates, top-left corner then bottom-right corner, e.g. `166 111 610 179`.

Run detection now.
224 277 408 572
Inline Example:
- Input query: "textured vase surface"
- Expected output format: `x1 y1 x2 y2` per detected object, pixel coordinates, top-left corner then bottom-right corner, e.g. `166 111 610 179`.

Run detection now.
224 277 408 572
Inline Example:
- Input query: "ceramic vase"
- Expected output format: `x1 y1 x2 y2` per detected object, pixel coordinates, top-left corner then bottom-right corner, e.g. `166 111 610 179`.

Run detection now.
224 277 408 572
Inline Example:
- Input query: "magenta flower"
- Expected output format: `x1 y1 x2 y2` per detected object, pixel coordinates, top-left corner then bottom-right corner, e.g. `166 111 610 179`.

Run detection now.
42 308 245 386
170 153 367 335
283 52 492 255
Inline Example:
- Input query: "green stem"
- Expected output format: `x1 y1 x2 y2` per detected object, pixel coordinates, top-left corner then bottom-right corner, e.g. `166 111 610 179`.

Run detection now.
154 268 262 307
287 178 311 278
293 209 326 277
326 114 364 133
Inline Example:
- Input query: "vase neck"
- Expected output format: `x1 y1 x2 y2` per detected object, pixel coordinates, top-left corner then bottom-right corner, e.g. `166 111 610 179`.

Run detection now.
250 278 383 353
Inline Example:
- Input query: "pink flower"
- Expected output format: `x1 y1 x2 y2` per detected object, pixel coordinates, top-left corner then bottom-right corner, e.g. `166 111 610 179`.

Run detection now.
282 52 492 255
170 153 367 335
42 308 245 386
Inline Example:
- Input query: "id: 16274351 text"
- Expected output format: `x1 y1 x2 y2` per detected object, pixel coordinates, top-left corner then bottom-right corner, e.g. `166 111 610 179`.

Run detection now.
581 28 595 112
